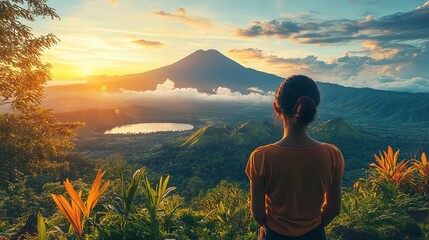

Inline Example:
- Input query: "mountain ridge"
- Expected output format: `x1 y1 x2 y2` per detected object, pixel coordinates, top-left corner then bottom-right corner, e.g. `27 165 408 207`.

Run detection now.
49 49 282 93
46 49 429 124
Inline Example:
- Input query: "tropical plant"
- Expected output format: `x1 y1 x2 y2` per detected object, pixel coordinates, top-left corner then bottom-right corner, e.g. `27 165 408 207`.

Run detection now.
37 213 47 240
161 195 183 234
92 172 179 240
120 168 145 216
96 167 145 239
140 175 176 240
216 202 230 225
51 170 110 237
370 146 414 188
412 152 429 193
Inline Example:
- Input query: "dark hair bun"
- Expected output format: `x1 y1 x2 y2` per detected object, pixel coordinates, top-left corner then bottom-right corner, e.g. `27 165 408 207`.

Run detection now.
294 97 317 125
275 75 320 129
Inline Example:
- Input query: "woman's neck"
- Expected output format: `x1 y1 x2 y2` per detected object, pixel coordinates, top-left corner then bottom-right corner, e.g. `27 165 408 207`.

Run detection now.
282 125 308 139
273 123 322 148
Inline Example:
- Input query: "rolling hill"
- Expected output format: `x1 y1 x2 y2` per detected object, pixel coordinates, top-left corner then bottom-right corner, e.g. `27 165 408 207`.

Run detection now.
181 125 230 147
181 118 378 149
310 118 379 142
181 121 275 148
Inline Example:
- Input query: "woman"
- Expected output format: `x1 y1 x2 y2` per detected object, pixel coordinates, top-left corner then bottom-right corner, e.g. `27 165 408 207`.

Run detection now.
246 75 344 240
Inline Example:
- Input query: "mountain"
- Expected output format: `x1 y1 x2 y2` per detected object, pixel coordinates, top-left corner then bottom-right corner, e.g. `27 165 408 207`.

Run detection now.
310 118 378 142
47 49 429 125
181 121 275 148
50 49 282 93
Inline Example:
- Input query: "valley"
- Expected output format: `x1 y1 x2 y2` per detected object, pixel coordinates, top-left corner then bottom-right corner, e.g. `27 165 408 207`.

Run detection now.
72 112 427 196
47 50 429 197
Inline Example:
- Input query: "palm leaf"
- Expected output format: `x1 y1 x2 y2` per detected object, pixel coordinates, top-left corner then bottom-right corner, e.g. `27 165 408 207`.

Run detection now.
37 212 47 240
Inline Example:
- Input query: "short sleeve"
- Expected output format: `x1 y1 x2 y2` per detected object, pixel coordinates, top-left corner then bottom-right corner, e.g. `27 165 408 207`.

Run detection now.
328 144 345 181
245 148 265 185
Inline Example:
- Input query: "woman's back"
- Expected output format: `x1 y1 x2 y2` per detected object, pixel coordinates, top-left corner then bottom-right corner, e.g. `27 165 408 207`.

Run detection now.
246 143 344 236
246 75 344 239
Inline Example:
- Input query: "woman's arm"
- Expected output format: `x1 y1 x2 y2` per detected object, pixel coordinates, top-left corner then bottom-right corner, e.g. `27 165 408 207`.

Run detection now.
321 176 342 227
250 181 266 226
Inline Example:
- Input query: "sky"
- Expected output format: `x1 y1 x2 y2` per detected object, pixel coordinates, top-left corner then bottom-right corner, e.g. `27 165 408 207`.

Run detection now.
32 0 429 93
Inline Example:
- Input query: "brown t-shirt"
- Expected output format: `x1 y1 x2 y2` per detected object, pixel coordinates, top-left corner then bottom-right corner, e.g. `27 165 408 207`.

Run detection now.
245 143 344 237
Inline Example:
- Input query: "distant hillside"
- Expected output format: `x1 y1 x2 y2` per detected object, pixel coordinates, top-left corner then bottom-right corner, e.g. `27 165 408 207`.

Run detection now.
318 83 429 123
310 117 379 142
181 121 275 148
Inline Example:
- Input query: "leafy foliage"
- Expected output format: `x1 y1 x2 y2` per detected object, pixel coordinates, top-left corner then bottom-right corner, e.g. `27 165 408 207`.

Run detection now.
51 170 110 238
139 175 176 239
37 213 47 240
0 0 81 188
413 152 429 193
0 0 59 111
370 146 414 188
0 109 79 188
328 179 428 240
192 180 257 239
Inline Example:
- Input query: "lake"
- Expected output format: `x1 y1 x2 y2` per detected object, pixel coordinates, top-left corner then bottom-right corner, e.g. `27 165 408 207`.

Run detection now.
104 122 194 134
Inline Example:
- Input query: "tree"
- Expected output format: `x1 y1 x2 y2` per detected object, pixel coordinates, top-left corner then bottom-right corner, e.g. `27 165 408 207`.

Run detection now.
0 108 78 188
0 1 79 187
0 0 59 111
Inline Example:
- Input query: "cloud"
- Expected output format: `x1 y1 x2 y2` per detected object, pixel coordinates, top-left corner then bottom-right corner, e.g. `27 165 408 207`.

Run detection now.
229 48 429 93
360 40 429 79
131 39 165 48
120 79 274 103
229 48 264 59
154 8 212 27
235 3 429 45
229 48 377 78
247 87 265 94
375 76 429 93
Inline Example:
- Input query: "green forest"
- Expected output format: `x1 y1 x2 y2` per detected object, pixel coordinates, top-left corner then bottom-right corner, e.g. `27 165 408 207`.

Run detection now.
1 1 429 240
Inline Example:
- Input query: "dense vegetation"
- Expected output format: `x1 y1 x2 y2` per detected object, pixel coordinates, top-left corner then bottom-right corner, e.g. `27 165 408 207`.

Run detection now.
1 146 428 239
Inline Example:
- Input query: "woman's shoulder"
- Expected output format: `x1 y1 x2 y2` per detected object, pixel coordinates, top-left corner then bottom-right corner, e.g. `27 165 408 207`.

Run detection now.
323 142 342 152
251 144 272 154
322 143 345 165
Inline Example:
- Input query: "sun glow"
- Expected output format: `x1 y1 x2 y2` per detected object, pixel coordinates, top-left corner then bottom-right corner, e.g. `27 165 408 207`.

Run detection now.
78 65 95 77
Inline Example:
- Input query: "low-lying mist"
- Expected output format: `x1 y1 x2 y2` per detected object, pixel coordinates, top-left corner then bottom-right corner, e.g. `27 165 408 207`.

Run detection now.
43 79 275 112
